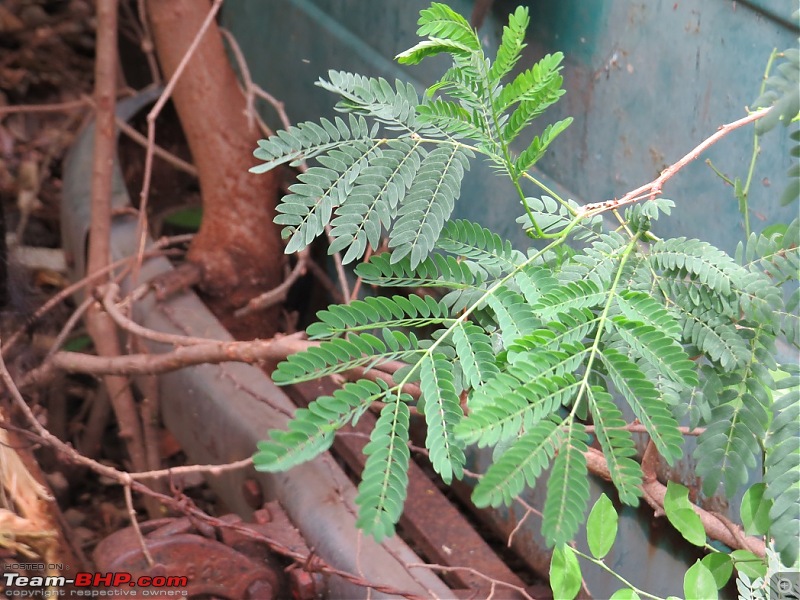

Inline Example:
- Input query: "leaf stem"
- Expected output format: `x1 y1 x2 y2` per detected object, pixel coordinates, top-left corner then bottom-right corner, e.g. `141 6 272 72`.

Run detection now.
571 548 666 600
521 171 576 214
739 48 780 238
570 232 643 419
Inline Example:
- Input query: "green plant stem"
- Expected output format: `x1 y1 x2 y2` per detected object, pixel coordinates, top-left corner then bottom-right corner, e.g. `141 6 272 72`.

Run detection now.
521 171 575 214
492 109 547 238
570 232 643 419
394 227 577 393
712 48 779 237
739 48 780 238
705 159 734 187
572 548 665 600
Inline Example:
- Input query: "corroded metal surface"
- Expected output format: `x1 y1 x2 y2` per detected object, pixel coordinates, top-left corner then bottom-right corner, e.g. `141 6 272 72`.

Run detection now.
288 380 528 600
94 509 283 599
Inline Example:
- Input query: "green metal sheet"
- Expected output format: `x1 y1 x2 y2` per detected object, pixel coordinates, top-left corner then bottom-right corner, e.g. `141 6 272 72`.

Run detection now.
221 1 798 596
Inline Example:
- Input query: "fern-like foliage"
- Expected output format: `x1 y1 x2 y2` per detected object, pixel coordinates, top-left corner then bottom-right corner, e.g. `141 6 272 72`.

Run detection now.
355 398 412 541
254 379 386 471
251 2 799 566
764 366 800 567
587 387 642 505
753 45 799 206
542 423 590 546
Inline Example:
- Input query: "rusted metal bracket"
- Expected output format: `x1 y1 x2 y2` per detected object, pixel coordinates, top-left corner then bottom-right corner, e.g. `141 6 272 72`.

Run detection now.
94 501 326 600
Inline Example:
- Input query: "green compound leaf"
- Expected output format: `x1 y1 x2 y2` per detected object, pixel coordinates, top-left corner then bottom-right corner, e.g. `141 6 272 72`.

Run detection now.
600 349 684 465
251 113 371 173
355 399 411 541
587 387 643 506
419 353 466 484
764 378 800 567
451 320 499 389
329 139 424 263
319 71 420 130
306 294 452 339
542 423 590 546
254 379 388 471
489 6 529 82
272 331 422 384
470 418 563 507
456 347 582 448
437 219 525 275
388 145 472 268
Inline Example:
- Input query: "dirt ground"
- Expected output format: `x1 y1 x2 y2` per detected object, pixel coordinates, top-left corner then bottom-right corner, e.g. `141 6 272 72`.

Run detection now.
0 0 223 580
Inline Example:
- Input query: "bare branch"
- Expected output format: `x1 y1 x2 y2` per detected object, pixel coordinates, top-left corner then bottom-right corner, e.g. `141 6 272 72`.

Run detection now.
580 107 771 216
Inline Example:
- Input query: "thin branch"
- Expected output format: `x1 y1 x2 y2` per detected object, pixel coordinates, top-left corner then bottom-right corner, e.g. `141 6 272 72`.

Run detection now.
115 116 197 177
580 107 771 216
100 283 216 346
135 0 162 85
123 483 154 567
1 235 192 356
45 296 93 360
507 495 542 548
218 27 258 133
129 456 253 482
234 250 309 317
87 0 148 474
585 446 766 557
19 334 306 387
0 98 90 116
0 348 424 600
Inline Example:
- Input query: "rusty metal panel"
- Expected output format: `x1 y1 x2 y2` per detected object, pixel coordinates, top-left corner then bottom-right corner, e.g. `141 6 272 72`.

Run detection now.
287 380 528 599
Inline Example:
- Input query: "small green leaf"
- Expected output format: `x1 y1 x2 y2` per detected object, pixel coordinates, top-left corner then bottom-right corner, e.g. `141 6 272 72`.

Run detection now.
701 553 733 589
609 589 640 600
549 544 582 600
740 483 772 535
586 493 618 559
683 560 718 600
670 508 707 547
63 335 93 352
162 207 203 230
664 482 706 546
731 549 768 580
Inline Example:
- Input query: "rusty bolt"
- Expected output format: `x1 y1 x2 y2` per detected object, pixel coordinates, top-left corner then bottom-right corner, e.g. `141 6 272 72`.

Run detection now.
252 506 272 524
241 478 264 510
245 579 275 600
289 569 318 600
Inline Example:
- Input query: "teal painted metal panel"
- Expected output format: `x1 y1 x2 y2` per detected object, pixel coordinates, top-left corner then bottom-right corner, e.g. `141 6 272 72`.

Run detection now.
224 0 797 253
221 1 797 596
